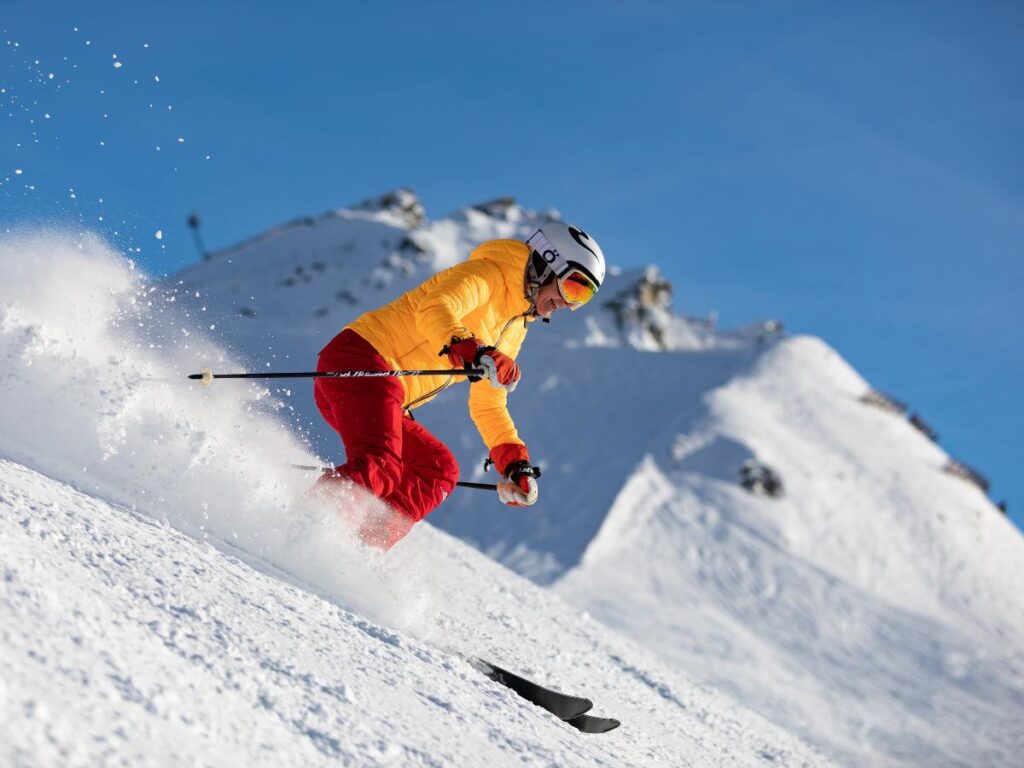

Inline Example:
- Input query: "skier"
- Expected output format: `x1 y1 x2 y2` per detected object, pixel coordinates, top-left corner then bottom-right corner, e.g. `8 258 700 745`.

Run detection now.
313 222 606 548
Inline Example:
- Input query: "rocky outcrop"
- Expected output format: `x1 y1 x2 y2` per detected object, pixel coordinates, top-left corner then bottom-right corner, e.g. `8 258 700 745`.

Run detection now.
353 187 426 228
601 266 676 349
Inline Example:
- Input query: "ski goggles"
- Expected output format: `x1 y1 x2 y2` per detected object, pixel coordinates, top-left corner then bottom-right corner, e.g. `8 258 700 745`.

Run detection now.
557 268 599 308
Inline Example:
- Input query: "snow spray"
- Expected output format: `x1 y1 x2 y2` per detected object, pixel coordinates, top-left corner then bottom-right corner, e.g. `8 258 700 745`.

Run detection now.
0 230 440 634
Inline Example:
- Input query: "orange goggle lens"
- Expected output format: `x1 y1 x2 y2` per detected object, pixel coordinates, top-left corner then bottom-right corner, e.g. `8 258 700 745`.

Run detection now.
558 270 598 306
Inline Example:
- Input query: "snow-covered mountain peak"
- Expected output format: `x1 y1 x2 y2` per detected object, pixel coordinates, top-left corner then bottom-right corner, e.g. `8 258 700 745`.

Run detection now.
451 195 559 227
580 264 710 351
541 264 775 354
468 196 522 221
418 196 557 271
351 186 426 229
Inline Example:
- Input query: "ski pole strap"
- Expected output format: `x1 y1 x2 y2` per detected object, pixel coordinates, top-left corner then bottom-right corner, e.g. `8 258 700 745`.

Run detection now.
483 457 541 481
189 367 485 387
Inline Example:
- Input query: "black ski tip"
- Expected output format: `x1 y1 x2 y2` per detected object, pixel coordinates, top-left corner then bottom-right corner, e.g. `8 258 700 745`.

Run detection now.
562 697 594 721
472 658 593 721
566 714 621 734
187 373 201 379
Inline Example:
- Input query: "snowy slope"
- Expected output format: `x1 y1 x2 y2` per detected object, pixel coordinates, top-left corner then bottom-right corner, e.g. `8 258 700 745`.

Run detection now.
0 230 828 765
1 460 830 767
555 336 1024 766
168 190 1024 767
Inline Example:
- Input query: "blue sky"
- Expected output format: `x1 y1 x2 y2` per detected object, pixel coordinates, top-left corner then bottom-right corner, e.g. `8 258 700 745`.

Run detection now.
2 1 1022 527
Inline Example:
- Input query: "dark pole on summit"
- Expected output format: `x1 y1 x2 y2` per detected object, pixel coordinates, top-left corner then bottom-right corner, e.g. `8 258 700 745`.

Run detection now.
187 212 207 260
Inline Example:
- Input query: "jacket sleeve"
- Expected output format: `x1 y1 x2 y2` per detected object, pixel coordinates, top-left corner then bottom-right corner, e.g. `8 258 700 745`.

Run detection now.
468 323 528 450
413 259 505 351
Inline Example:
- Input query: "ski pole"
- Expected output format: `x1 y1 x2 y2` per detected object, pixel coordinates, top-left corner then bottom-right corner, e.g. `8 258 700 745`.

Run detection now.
289 464 497 492
188 366 484 387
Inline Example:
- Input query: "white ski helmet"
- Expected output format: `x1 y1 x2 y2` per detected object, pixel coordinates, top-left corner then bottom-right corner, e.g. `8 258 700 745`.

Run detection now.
525 221 606 293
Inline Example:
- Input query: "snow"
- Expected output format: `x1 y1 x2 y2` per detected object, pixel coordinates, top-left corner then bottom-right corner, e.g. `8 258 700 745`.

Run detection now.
3 189 1022 766
0 229 827 766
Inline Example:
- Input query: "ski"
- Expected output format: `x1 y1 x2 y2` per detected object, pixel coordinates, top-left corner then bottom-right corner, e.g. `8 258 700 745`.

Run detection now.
471 658 618 732
471 658 592 720
567 714 621 734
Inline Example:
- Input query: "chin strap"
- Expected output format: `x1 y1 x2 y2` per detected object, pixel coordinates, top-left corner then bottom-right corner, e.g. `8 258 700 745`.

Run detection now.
523 273 539 311
522 288 550 323
523 271 554 323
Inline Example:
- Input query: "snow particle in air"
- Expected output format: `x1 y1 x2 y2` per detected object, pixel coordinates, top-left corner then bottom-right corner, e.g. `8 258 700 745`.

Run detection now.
14 169 22 175
113 61 122 69
155 230 163 240
177 137 184 143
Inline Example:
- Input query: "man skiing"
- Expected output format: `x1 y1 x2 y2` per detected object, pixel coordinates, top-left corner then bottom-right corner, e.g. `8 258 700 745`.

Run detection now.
313 221 606 549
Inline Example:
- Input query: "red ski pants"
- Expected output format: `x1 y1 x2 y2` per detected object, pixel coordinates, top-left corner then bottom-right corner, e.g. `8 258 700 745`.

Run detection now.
313 329 459 548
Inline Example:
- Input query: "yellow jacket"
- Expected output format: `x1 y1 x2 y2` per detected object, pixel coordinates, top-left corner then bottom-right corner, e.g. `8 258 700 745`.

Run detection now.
345 239 536 451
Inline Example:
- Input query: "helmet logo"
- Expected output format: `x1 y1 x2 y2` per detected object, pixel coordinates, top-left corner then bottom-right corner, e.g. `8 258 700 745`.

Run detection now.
525 228 572 279
568 226 597 257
